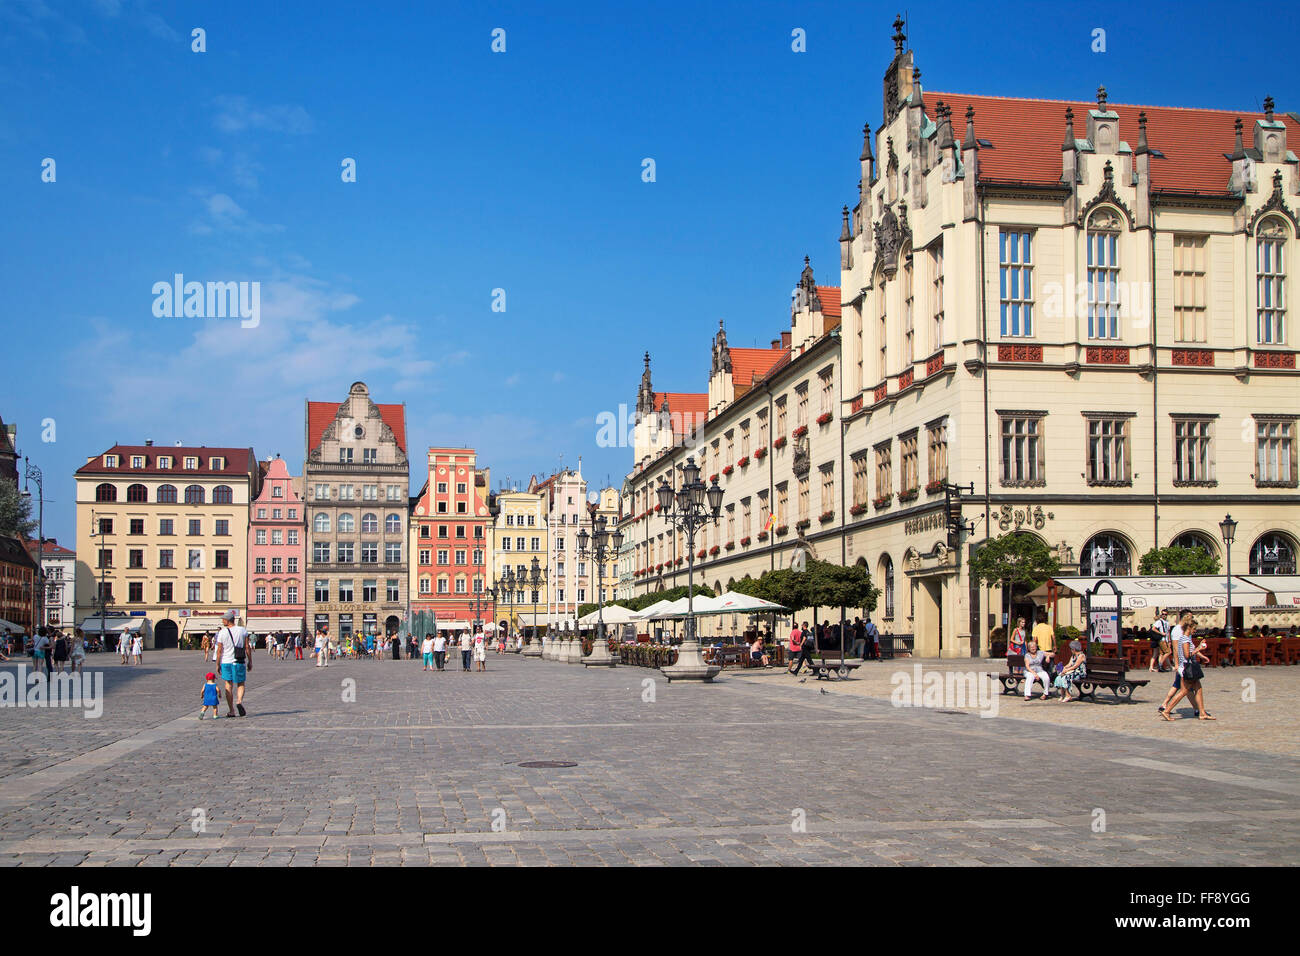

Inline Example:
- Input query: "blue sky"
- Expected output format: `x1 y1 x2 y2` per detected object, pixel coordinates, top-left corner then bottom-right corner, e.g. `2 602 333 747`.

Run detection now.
2 0 1293 545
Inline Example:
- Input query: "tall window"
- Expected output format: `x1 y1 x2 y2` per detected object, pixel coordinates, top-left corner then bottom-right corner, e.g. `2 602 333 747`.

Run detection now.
1255 417 1296 487
927 421 948 486
1087 209 1121 339
314 513 331 533
361 513 378 533
184 485 205 504
795 384 809 428
877 279 888 380
95 483 117 502
819 464 835 515
213 485 233 504
902 256 914 366
900 432 918 494
1173 235 1207 342
880 555 895 619
852 453 869 508
776 397 787 437
338 513 355 533
1250 533 1297 574
126 483 148 503
797 477 809 522
385 513 401 534
776 483 788 525
1000 414 1044 485
819 369 834 416
1173 418 1214 484
157 484 177 503
999 230 1033 336
1086 415 1130 484
875 442 892 499
1257 219 1287 344
930 241 945 352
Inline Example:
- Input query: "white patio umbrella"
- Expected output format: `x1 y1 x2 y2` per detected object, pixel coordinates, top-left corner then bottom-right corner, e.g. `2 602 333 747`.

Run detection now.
578 604 638 626
630 599 675 620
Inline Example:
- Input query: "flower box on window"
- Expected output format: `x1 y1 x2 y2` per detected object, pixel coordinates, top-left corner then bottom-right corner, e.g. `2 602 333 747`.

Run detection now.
709 545 720 556
873 494 893 510
773 436 787 449
757 530 769 542
925 479 945 495
754 446 767 459
740 536 751 546
816 412 833 427
697 549 707 559
722 465 734 477
795 518 811 531
654 504 662 512
850 503 868 517
675 557 683 566
709 474 719 484
656 563 664 571
898 488 919 503
819 510 835 523
737 456 750 468
725 541 735 551
775 524 789 536
792 425 809 439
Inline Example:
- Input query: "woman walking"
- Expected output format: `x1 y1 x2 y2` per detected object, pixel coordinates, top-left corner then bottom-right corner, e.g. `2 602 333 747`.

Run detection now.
1160 620 1215 721
474 629 487 672
421 633 434 671
131 631 143 665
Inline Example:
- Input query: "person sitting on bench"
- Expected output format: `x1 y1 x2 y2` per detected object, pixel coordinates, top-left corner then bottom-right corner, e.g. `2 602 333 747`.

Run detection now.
749 635 769 668
1022 639 1052 700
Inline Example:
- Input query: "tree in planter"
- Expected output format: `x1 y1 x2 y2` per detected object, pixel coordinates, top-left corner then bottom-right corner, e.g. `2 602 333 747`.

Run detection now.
1138 545 1220 576
968 532 1061 648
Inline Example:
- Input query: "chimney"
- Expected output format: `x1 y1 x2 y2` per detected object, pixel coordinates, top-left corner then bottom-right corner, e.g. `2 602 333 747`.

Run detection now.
771 339 781 349
144 439 153 446
781 331 791 349
1133 111 1151 227
961 105 980 220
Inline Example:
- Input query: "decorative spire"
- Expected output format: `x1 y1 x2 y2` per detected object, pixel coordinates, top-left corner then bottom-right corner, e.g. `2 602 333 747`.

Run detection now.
962 104 977 150
1135 110 1149 154
909 66 924 105
1103 159 1114 182
892 14 905 55
643 350 650 371
1264 95 1275 121
1063 106 1075 150
840 205 851 242
1096 85 1107 109
887 135 898 169
1231 117 1246 159
860 122 873 162
1274 168 1285 193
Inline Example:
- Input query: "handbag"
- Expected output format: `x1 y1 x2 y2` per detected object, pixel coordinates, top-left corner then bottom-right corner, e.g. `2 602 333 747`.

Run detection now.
1183 658 1203 682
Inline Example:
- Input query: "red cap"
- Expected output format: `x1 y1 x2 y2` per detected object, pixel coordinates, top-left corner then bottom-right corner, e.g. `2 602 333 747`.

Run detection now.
205 672 216 680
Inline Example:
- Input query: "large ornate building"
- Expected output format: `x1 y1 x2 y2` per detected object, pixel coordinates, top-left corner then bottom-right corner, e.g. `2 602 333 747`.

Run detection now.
304 383 409 643
74 442 258 648
624 21 1300 655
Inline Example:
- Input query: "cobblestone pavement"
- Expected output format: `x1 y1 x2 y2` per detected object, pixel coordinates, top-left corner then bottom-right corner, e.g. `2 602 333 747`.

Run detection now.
0 651 1296 866
730 656 1300 758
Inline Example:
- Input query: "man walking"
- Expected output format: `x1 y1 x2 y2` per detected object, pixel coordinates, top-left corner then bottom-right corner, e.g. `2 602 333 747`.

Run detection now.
459 628 473 672
210 610 252 717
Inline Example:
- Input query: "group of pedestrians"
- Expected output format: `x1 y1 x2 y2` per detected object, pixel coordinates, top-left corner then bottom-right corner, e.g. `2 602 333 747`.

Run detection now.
784 617 882 675
1157 610 1215 721
417 629 490 672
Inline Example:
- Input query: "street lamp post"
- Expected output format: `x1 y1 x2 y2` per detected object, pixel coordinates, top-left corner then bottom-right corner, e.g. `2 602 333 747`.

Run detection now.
522 556 546 658
1219 514 1237 640
656 456 724 681
22 458 44 631
491 568 516 649
577 513 623 667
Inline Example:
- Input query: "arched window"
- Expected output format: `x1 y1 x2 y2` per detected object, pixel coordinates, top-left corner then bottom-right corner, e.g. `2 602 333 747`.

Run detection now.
1257 217 1288 345
126 483 148 503
1250 532 1297 575
213 485 233 504
385 513 401 534
95 483 117 502
338 513 355 533
1080 533 1131 576
1087 208 1122 339
314 513 331 534
361 513 378 534
184 485 205 504
157 484 177 503
879 554 895 619
1171 531 1217 559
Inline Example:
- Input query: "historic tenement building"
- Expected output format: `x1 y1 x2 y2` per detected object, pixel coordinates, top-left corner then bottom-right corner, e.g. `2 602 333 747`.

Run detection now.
304 382 409 642
409 448 492 631
486 486 549 635
247 455 306 638
625 21 1300 654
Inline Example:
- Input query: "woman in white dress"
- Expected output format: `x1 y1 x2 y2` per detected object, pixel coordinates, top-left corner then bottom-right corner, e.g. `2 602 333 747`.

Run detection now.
473 630 487 672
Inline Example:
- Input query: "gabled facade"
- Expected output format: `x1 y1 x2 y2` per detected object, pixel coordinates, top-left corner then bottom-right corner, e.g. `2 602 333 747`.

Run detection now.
247 455 306 635
409 448 492 628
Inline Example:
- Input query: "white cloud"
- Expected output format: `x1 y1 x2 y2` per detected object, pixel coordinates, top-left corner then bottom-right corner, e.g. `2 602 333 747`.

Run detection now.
189 191 282 235
212 96 314 135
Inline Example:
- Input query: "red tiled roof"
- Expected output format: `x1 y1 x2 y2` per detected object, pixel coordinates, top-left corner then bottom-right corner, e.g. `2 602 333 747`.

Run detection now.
24 539 75 558
75 446 254 477
927 92 1299 195
653 392 709 436
815 286 842 318
306 400 407 454
729 348 790 389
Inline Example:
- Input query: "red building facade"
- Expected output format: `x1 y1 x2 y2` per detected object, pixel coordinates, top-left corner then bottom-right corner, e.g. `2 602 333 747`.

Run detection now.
410 448 492 630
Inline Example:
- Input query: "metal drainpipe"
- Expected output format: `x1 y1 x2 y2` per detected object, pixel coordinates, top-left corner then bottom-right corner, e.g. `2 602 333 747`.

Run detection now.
978 186 992 655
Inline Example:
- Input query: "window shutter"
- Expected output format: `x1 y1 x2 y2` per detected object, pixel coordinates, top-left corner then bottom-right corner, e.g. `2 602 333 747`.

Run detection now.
1036 417 1047 480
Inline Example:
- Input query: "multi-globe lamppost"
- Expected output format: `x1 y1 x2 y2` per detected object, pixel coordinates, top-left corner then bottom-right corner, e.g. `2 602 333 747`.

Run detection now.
521 556 546 658
490 568 515 647
577 513 623 667
1219 513 1237 640
656 456 724 681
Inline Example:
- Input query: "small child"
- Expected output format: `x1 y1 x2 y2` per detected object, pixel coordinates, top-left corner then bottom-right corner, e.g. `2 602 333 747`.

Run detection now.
201 672 220 719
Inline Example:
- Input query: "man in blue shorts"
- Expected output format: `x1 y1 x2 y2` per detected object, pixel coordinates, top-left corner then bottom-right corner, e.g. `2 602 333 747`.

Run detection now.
210 610 252 718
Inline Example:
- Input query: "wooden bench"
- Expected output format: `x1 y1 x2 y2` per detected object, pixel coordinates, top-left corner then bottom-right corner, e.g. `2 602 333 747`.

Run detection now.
1233 637 1266 666
994 654 1046 695
1074 656 1150 702
807 651 864 680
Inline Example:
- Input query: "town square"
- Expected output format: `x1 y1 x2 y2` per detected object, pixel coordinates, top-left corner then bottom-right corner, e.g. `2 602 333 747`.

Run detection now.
0 0 1296 910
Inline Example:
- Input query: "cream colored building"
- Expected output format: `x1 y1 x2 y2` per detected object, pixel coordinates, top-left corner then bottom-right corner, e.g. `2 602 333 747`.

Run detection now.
624 21 1300 653
74 442 257 649
484 486 549 635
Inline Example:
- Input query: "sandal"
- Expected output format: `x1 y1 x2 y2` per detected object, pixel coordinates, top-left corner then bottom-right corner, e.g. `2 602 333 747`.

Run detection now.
1198 713 1217 720
1158 711 1178 721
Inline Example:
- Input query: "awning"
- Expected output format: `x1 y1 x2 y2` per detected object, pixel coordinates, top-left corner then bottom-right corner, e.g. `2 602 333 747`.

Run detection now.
245 616 305 634
0 617 26 632
1237 575 1300 607
1027 576 1276 610
181 615 227 634
78 616 145 634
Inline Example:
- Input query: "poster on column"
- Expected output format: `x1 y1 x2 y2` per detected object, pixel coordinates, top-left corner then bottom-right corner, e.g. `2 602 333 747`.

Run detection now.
1089 608 1119 645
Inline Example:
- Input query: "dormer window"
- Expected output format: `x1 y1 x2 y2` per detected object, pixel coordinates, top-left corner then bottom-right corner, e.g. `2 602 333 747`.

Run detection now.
209 456 224 470
131 456 145 469
105 455 118 468
184 457 198 470
158 456 172 469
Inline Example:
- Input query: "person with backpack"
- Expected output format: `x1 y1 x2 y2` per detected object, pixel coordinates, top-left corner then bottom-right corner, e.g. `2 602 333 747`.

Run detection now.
52 632 69 674
210 610 253 718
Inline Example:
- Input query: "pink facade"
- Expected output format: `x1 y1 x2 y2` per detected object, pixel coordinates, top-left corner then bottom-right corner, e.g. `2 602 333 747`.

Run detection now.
247 456 306 632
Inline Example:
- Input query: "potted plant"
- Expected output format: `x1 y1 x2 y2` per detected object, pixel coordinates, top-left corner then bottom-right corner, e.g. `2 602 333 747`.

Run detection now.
849 502 868 517
775 524 789 536
709 473 719 484
873 493 893 510
792 425 808 439
757 530 769 542
898 488 919 503
722 464 734 477
697 549 706 559
740 535 751 546
816 412 833 426
819 510 835 523
725 541 735 551
795 518 811 531
925 478 944 495
709 545 720 556
773 436 787 449
737 455 750 468
754 446 768 459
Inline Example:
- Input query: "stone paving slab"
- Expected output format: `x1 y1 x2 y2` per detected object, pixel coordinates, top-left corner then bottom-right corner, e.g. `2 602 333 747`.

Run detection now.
0 652 1296 865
